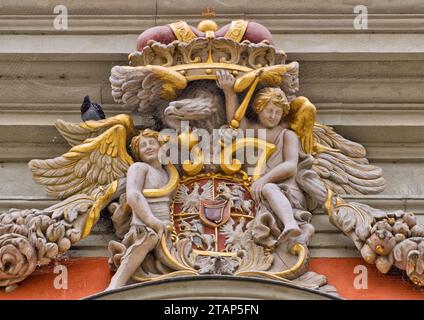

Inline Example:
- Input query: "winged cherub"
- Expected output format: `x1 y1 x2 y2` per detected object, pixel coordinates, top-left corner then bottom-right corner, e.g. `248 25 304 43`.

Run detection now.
217 70 303 241
106 129 172 290
29 118 179 288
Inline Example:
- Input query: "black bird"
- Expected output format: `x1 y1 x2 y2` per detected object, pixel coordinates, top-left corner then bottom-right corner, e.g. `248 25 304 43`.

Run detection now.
80 95 106 121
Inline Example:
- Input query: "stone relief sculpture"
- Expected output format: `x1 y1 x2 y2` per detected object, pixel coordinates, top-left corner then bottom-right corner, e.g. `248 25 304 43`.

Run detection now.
107 129 173 290
0 19 423 294
217 72 304 241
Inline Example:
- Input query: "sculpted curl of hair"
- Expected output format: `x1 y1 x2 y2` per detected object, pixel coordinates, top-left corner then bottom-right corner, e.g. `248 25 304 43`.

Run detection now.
253 87 290 117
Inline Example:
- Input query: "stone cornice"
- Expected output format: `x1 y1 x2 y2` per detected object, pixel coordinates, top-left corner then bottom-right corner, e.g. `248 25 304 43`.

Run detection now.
2 34 424 60
3 103 424 127
1 0 424 15
1 0 424 34
1 102 424 161
1 14 424 34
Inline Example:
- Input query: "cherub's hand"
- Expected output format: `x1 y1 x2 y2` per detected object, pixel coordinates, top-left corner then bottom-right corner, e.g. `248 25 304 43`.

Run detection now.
250 178 266 204
150 219 168 240
216 70 236 94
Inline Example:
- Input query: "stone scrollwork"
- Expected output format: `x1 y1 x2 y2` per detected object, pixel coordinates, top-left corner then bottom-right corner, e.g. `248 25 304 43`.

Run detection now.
128 37 287 71
0 194 96 289
326 191 424 286
1 18 423 296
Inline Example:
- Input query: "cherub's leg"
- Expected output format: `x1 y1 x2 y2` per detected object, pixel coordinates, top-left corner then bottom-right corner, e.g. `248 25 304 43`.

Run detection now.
262 183 301 241
106 232 159 290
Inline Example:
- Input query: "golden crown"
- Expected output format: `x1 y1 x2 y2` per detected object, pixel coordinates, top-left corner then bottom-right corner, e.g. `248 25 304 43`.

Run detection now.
128 20 288 82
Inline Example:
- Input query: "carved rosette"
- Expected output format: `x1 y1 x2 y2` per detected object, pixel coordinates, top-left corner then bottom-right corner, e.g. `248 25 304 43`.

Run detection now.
0 234 37 287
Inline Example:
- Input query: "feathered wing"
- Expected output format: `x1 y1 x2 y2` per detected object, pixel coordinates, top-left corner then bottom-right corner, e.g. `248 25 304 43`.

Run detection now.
288 96 317 154
311 125 386 195
313 123 367 158
173 185 189 204
289 96 386 198
110 65 187 113
200 180 214 200
55 114 136 147
29 124 134 200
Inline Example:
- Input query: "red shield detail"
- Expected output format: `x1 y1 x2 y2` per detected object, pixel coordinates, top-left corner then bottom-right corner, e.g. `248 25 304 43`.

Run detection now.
199 199 231 228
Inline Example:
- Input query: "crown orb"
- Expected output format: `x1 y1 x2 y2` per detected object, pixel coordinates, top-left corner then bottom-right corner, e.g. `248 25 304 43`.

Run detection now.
197 20 219 32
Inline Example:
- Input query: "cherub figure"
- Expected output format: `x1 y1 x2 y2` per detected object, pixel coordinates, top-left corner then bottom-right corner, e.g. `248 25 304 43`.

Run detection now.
106 129 171 290
217 70 303 241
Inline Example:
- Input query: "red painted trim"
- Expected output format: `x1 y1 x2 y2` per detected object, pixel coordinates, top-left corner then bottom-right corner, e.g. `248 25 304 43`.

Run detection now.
0 257 422 300
309 258 424 300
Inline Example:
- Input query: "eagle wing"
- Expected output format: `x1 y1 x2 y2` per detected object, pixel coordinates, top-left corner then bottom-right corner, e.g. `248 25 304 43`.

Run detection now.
200 180 214 200
110 65 187 114
173 185 190 204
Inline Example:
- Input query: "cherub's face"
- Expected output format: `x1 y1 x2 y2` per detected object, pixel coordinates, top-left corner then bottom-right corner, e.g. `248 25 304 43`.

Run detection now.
257 102 284 128
138 136 160 164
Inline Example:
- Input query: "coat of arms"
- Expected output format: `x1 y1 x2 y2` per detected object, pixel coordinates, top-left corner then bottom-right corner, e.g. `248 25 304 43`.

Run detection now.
0 18 423 295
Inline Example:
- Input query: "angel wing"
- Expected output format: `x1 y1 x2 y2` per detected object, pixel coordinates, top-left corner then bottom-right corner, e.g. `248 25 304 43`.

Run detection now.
311 126 386 195
289 96 386 196
173 184 190 204
110 65 187 113
55 114 136 147
29 124 134 200
200 180 213 200
288 96 317 154
313 123 368 158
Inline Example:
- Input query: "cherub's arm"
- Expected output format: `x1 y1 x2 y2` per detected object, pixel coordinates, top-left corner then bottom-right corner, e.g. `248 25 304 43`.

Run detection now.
250 130 299 202
126 162 165 233
261 130 299 183
216 70 247 128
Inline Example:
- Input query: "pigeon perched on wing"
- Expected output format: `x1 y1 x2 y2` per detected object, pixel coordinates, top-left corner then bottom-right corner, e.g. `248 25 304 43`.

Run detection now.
80 95 106 121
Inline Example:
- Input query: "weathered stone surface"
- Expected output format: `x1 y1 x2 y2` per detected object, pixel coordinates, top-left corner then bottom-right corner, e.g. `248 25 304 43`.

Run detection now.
2 1 424 35
86 276 338 300
0 2 423 287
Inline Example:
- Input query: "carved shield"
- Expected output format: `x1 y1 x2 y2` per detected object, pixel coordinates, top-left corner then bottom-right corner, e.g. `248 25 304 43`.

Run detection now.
199 199 231 228
171 175 256 253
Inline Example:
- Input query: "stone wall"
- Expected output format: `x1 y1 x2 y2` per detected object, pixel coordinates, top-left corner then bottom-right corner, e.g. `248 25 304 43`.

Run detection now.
1 0 423 257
